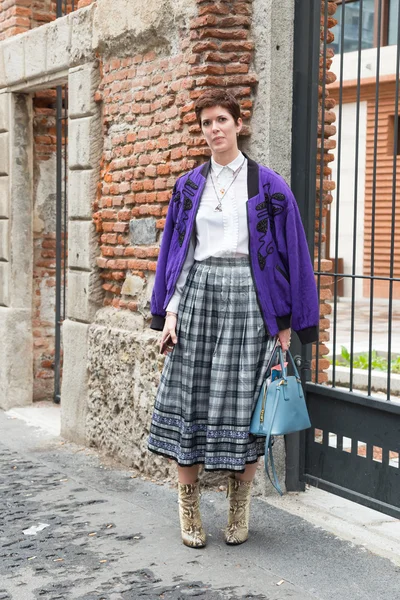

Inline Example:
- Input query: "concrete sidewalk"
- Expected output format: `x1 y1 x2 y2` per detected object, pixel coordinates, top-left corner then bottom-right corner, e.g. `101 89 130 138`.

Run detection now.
1 404 400 600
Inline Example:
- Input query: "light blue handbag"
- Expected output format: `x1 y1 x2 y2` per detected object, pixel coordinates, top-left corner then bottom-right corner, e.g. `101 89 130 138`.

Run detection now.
250 344 311 495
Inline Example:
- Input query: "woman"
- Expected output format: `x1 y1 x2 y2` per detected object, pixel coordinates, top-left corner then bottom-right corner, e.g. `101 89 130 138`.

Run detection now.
148 89 319 548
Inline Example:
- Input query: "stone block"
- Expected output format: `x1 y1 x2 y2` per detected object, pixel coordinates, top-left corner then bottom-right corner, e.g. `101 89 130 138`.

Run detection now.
68 220 96 270
0 176 10 219
9 94 32 311
70 3 96 66
130 218 157 245
0 47 5 89
46 15 71 74
0 262 10 307
0 93 10 133
69 115 102 170
68 63 100 118
0 220 9 261
68 169 96 219
0 133 10 176
0 307 33 410
2 36 25 85
121 274 145 297
67 269 103 322
60 319 89 445
24 25 48 79
85 314 169 477
92 0 197 54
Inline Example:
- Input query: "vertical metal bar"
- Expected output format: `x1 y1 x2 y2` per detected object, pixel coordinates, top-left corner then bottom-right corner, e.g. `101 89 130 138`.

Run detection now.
54 86 63 404
286 0 320 492
387 6 400 401
349 0 364 391
315 0 329 384
367 0 383 396
332 2 346 387
56 0 62 18
63 85 68 321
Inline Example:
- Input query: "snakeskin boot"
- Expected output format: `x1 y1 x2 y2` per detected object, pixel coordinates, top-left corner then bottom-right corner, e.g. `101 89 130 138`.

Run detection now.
224 474 252 545
178 480 206 548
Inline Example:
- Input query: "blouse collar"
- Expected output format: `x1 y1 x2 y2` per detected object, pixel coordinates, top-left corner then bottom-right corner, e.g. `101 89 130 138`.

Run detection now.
211 151 245 176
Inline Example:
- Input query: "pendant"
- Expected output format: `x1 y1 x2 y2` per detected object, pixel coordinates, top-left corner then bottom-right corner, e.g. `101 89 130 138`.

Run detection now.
214 205 222 212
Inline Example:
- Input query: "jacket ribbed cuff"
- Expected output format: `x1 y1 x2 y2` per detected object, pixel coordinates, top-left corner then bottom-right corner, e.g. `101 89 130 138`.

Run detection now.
150 314 165 331
297 326 318 345
276 314 291 331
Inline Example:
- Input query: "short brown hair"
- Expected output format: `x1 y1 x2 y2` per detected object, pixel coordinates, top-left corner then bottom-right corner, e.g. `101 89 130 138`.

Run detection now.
194 89 241 126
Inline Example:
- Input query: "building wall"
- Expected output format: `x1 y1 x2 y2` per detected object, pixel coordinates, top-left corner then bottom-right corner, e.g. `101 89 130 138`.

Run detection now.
329 100 367 300
330 79 400 300
0 0 296 492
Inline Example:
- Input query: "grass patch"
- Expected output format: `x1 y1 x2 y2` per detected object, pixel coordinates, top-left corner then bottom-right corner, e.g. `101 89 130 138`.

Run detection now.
334 346 400 374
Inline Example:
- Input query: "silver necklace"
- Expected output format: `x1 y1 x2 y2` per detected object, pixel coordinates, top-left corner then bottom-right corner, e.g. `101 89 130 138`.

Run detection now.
210 157 246 212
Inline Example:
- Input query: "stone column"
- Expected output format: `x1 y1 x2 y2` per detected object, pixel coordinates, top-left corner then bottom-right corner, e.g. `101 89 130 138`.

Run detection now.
242 0 295 494
0 92 34 410
60 62 103 444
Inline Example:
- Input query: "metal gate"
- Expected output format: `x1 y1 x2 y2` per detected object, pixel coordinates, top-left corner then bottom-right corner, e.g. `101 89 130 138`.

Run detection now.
290 0 400 518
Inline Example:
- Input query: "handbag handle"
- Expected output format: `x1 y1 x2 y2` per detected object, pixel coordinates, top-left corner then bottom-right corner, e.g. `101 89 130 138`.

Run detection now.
276 346 301 382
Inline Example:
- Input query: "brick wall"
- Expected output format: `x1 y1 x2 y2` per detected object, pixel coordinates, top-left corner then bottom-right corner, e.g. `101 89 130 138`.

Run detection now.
312 0 338 383
32 89 66 401
0 0 76 40
94 0 257 312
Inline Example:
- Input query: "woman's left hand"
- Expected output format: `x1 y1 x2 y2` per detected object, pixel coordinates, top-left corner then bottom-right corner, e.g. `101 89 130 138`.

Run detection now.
278 328 291 352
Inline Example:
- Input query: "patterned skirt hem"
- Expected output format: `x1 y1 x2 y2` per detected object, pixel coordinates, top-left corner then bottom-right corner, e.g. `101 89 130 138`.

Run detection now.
148 445 265 472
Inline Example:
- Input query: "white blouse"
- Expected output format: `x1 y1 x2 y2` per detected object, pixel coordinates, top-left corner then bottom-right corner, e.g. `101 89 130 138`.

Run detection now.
166 151 249 314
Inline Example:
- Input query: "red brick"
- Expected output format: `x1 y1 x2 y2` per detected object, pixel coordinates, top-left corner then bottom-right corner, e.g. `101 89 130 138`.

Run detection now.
143 180 155 191
220 41 255 52
197 28 248 40
157 164 170 176
198 3 230 16
190 14 217 28
145 165 157 177
127 259 149 270
114 223 129 233
225 63 249 74
190 64 225 76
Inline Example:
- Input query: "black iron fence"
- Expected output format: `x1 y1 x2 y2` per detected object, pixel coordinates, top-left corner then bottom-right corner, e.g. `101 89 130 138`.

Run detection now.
316 0 400 401
291 0 400 517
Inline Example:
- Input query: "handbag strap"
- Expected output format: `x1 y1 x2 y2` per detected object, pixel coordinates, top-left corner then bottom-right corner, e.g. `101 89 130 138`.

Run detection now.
263 385 284 496
262 345 301 495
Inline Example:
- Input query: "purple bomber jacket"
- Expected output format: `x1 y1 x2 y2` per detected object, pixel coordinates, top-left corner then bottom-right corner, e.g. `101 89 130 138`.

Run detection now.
150 155 319 345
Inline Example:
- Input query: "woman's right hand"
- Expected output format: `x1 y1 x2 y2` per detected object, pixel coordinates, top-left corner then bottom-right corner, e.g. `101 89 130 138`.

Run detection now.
160 312 178 355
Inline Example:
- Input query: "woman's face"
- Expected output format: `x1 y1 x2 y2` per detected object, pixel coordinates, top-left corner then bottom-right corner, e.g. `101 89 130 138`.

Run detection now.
200 105 243 157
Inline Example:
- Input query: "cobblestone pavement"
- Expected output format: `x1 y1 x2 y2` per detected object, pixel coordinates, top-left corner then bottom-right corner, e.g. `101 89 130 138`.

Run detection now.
0 442 270 600
1 410 399 600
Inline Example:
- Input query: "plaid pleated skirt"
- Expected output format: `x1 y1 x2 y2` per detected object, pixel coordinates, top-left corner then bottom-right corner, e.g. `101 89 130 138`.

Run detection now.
148 256 276 472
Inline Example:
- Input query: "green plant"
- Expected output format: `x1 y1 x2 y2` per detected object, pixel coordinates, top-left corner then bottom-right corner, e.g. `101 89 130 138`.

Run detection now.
333 346 400 374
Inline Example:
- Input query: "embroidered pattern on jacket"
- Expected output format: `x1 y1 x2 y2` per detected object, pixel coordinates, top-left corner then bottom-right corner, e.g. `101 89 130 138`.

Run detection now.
255 185 286 270
175 179 196 247
255 198 274 270
172 190 181 203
